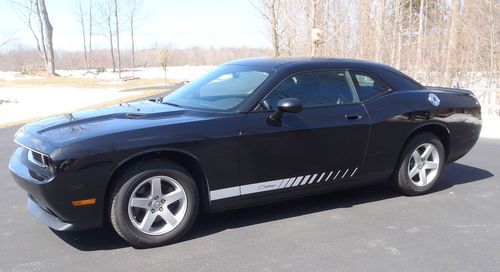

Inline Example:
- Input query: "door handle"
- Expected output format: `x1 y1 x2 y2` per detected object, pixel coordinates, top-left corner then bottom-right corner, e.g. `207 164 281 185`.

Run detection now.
345 114 363 120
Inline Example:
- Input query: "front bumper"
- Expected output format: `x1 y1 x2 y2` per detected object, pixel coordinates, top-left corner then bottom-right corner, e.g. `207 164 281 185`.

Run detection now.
9 147 102 231
27 197 74 231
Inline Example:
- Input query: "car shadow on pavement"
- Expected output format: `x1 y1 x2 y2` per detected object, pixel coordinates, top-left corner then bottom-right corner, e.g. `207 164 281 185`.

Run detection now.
52 162 492 251
51 226 129 251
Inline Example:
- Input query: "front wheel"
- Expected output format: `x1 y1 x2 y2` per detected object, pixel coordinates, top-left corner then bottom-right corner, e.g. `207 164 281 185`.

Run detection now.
109 160 199 248
392 133 445 195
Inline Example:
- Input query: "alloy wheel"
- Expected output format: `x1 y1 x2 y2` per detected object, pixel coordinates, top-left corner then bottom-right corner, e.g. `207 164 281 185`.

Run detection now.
127 176 188 235
407 143 440 187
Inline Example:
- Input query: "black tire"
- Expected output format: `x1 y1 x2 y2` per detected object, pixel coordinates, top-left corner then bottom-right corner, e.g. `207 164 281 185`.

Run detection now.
392 132 445 195
108 160 199 248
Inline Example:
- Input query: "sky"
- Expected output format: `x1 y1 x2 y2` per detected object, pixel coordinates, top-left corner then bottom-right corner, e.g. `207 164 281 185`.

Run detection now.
0 0 270 51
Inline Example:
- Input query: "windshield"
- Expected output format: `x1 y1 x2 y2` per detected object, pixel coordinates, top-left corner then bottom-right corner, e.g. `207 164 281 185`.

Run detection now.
163 65 271 111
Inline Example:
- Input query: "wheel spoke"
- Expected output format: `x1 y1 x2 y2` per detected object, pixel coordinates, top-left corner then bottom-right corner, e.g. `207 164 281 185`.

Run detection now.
151 177 162 198
139 212 157 231
159 209 178 226
419 169 427 185
164 189 184 205
411 150 422 163
409 165 419 178
425 162 438 170
421 145 433 161
130 197 150 209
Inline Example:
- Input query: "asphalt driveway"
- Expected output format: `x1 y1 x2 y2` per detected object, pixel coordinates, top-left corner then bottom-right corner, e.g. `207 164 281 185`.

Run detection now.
1 123 499 272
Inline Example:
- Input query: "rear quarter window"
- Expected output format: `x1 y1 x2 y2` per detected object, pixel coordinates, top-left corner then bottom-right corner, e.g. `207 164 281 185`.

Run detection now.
378 67 425 91
349 71 391 101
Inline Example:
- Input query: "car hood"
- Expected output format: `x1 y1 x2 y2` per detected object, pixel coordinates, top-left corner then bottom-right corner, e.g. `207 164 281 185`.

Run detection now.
15 100 215 153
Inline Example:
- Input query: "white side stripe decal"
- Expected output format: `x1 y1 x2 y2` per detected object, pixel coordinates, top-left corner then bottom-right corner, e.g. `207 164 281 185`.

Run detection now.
308 174 318 184
240 179 283 195
286 177 296 187
350 167 358 177
300 175 311 185
292 176 303 187
325 171 333 181
210 187 240 201
279 178 290 189
333 170 341 180
209 167 360 201
316 172 325 183
341 169 350 179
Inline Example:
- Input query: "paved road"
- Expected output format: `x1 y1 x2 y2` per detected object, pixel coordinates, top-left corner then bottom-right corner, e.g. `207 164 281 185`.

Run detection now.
1 121 499 271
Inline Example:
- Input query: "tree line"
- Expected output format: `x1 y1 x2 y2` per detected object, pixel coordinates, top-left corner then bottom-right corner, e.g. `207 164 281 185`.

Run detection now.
0 46 271 71
2 0 272 78
256 0 499 88
6 0 144 78
2 0 498 88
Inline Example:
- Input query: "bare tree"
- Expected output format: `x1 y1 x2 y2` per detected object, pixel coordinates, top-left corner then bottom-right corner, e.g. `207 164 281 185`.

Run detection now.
392 0 403 68
98 0 116 72
415 0 426 70
37 0 56 75
76 0 89 71
127 0 142 78
444 0 461 87
309 0 322 57
88 0 93 71
159 48 169 86
253 0 283 57
374 0 385 62
486 0 497 87
113 0 121 78
9 0 56 75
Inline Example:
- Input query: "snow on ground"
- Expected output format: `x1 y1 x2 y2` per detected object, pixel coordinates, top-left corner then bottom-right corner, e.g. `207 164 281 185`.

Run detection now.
480 116 500 139
0 87 133 125
0 66 216 127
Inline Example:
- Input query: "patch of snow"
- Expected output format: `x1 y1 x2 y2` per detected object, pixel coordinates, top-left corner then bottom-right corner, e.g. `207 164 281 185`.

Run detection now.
480 116 500 139
0 87 132 125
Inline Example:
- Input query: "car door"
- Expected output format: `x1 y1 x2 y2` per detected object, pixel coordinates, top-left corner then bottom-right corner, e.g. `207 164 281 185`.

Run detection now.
238 70 371 198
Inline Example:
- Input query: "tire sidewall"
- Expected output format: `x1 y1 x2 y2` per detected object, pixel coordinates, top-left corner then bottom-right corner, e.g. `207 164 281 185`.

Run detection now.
397 133 445 195
111 163 198 248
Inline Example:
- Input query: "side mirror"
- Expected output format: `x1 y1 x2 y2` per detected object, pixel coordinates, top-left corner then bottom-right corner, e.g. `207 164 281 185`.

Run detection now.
269 98 303 122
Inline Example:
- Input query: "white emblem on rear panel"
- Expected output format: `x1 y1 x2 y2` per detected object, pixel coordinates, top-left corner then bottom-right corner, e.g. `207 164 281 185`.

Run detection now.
428 93 440 106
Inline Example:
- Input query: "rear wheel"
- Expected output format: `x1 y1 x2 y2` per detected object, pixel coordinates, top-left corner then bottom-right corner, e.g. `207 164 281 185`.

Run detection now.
109 160 199 248
393 133 445 195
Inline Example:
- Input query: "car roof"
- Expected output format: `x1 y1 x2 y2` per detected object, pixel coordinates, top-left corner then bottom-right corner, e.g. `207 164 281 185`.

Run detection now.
224 57 424 91
224 57 391 70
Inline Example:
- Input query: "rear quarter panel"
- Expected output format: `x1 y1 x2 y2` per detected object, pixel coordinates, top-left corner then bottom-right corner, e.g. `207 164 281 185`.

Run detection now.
361 90 481 180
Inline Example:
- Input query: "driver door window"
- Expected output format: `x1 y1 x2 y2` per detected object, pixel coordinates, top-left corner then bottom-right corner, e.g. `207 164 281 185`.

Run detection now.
259 70 359 110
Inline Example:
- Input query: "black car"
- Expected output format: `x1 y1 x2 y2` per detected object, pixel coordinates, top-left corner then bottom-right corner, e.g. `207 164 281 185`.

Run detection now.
9 58 481 247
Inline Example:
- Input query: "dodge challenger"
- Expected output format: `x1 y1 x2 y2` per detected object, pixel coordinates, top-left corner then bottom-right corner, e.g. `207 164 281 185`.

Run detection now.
9 58 481 247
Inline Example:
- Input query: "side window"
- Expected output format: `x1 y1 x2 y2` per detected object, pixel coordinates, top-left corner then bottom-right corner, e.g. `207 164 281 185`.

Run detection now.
260 70 358 110
349 71 391 101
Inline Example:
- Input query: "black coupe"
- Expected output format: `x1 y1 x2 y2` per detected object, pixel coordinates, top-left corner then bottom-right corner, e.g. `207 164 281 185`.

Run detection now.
9 58 481 247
